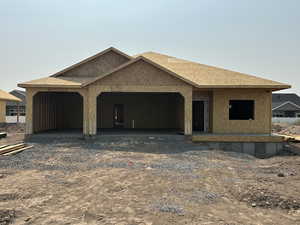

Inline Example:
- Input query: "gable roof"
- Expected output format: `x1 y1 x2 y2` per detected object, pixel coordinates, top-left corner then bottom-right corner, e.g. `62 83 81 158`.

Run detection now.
18 47 291 90
272 101 300 111
133 52 290 90
51 47 132 77
11 89 26 96
6 90 26 106
82 56 199 87
0 89 21 102
272 93 300 105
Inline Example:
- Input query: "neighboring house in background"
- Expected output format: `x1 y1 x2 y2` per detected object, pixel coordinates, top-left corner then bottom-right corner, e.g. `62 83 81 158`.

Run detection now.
18 47 290 155
0 89 21 123
6 89 26 116
272 93 300 118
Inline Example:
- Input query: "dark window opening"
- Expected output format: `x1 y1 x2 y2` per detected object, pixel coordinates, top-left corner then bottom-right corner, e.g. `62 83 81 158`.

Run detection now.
229 100 254 120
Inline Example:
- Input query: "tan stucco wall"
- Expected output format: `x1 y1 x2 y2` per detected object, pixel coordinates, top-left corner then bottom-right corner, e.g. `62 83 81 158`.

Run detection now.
61 51 130 77
98 93 183 129
212 89 272 134
0 100 6 123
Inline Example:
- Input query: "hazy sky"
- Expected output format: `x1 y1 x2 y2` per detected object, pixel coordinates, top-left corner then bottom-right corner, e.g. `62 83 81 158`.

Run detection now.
0 0 299 93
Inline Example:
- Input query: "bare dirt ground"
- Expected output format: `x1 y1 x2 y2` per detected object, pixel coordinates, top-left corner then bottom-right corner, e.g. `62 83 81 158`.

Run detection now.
0 128 300 224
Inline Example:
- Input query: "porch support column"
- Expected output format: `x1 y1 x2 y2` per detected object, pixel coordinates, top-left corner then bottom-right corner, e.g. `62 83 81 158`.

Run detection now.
87 88 98 135
182 89 193 135
25 88 37 136
79 90 89 136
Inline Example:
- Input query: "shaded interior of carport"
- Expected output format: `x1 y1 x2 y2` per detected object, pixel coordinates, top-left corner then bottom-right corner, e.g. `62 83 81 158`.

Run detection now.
97 92 184 133
32 92 83 133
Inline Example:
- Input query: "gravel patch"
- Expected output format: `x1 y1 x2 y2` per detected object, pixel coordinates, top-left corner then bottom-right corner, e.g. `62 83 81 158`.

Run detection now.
0 209 15 225
152 201 184 215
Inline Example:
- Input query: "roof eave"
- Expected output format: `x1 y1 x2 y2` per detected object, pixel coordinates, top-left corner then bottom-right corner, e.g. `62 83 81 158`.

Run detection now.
194 84 291 90
0 96 22 102
18 84 82 89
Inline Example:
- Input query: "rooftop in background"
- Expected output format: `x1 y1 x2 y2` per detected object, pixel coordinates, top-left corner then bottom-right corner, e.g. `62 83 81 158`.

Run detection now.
0 89 21 102
6 89 26 106
272 93 300 110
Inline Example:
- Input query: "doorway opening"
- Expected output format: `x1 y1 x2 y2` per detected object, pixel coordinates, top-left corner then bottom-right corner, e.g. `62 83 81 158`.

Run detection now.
113 104 124 128
193 101 205 132
97 92 184 134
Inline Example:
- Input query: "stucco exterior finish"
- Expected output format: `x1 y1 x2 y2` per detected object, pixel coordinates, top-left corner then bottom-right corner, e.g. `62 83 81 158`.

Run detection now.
212 89 272 134
0 100 6 123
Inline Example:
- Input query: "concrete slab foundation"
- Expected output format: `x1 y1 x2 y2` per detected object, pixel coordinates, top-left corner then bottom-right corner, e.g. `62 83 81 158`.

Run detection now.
207 142 284 158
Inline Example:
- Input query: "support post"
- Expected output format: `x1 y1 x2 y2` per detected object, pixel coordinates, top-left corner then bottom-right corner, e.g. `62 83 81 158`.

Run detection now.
25 89 36 135
16 102 19 123
88 89 98 136
182 90 193 135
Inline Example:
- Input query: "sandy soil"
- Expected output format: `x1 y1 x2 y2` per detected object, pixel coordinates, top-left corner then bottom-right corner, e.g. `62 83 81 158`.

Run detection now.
0 132 300 225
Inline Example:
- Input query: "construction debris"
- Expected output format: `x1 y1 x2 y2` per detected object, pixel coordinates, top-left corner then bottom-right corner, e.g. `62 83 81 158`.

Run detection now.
276 134 299 142
0 143 33 156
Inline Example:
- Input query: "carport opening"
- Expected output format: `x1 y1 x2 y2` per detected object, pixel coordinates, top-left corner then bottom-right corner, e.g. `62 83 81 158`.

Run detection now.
96 92 184 134
33 92 83 133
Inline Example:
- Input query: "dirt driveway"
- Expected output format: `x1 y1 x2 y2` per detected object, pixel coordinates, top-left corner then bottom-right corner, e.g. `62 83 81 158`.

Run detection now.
0 134 300 225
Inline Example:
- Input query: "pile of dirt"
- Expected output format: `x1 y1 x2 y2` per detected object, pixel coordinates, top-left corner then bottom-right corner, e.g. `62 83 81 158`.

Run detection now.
0 209 15 225
278 125 300 136
272 123 284 133
239 187 300 211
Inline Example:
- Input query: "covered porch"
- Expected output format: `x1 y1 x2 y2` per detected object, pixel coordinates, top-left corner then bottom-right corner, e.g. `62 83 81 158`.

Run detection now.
96 92 184 134
24 86 194 136
24 87 278 144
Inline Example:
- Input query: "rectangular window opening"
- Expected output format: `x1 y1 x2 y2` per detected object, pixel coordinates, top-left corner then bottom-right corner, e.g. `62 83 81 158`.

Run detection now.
229 100 254 120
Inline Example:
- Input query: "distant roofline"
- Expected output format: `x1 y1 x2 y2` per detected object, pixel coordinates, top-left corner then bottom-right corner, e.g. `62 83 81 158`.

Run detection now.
272 101 300 110
11 89 26 96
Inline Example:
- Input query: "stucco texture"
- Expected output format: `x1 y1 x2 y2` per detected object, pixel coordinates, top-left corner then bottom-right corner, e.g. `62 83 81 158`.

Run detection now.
212 89 272 134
